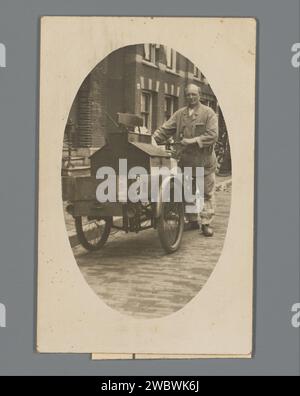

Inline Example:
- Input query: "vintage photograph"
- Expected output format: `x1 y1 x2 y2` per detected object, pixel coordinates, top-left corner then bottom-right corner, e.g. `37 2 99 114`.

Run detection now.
38 17 255 355
61 43 232 319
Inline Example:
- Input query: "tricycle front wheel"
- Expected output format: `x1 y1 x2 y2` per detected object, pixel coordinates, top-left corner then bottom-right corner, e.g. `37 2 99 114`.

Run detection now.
75 216 112 251
157 201 184 254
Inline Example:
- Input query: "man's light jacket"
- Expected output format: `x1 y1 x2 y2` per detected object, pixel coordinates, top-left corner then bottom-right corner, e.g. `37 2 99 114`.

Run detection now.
153 103 219 176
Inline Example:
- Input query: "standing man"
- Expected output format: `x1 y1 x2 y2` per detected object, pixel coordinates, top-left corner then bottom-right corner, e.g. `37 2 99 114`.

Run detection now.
153 83 218 237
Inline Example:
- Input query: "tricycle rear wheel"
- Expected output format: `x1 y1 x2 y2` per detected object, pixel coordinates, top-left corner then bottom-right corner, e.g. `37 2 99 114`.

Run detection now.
75 216 112 251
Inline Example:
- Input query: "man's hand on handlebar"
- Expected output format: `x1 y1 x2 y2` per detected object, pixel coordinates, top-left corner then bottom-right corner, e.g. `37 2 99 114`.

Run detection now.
180 137 197 146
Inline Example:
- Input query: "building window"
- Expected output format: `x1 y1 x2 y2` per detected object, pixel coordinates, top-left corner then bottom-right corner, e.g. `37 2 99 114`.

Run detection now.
201 98 217 112
164 95 178 121
165 46 177 72
193 65 201 79
143 44 157 64
141 91 152 130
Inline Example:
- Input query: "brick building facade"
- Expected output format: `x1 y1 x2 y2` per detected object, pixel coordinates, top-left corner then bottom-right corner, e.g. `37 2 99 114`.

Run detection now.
64 44 230 173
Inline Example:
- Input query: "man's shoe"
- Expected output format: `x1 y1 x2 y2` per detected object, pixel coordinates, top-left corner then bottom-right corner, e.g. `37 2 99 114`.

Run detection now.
201 224 214 237
184 221 200 231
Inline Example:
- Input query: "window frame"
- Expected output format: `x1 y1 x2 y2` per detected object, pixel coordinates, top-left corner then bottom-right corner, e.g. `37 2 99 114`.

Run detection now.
193 65 201 80
140 90 153 131
164 95 178 122
143 44 157 65
165 46 177 72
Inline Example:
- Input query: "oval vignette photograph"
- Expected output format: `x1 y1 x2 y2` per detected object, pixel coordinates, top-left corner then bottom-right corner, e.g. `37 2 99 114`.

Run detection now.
61 44 232 319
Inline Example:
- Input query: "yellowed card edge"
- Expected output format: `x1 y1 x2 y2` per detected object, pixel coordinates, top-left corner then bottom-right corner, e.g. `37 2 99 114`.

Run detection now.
91 353 252 360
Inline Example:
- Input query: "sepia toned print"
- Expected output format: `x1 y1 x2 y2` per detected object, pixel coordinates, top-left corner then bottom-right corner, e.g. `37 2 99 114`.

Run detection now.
62 44 231 319
38 17 256 356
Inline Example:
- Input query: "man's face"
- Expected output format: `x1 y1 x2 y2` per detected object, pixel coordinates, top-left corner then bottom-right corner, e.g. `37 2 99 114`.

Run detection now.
185 86 200 107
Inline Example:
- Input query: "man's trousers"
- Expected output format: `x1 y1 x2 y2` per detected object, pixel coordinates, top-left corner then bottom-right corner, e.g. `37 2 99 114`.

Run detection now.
185 172 216 225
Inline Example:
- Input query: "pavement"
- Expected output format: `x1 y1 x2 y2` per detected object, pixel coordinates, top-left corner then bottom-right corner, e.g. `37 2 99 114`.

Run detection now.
69 182 231 319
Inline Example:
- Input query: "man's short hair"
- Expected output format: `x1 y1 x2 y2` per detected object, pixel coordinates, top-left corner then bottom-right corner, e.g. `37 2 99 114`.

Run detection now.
184 83 201 96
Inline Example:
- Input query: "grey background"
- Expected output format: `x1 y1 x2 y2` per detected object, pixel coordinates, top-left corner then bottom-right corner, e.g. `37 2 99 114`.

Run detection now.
0 0 299 376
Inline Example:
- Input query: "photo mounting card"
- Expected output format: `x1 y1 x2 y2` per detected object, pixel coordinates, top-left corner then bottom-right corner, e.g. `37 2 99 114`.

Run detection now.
37 16 256 357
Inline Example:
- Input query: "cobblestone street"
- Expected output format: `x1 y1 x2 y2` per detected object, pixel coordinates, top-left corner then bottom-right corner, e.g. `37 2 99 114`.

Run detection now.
70 185 231 319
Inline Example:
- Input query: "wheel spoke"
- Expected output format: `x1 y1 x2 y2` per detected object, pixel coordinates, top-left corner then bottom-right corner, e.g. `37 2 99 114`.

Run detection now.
82 218 106 246
75 216 111 251
163 203 181 245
